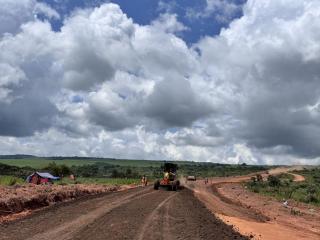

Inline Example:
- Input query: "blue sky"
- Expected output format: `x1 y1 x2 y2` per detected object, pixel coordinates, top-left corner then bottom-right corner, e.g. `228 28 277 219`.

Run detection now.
41 0 246 44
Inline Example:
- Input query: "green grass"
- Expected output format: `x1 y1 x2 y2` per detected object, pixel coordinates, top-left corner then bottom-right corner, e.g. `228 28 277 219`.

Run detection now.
0 174 140 186
0 175 24 186
0 158 182 169
0 157 270 183
0 159 100 168
246 169 320 206
57 177 141 185
0 158 216 169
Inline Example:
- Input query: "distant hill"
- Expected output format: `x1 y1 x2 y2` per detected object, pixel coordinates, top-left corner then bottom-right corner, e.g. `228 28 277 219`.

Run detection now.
0 155 113 160
0 154 37 159
0 155 167 163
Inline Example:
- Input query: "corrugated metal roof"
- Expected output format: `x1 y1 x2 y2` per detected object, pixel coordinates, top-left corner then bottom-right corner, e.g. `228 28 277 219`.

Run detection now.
36 172 60 180
27 172 60 181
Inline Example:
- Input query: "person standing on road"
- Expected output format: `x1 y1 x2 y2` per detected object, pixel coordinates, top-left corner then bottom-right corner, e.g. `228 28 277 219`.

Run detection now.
205 178 209 184
141 175 147 186
144 175 148 186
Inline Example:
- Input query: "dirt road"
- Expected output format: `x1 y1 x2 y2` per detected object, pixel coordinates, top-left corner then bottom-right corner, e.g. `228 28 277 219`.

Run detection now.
0 186 248 240
187 167 320 240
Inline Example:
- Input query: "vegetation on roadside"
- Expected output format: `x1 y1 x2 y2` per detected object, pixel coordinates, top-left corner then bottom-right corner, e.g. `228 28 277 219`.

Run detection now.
0 157 173 168
57 177 140 186
0 156 269 178
0 163 34 178
0 155 270 186
247 169 320 206
0 176 24 186
179 162 268 178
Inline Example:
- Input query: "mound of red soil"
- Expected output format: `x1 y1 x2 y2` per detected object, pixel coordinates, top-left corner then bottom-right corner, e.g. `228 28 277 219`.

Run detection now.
0 184 121 218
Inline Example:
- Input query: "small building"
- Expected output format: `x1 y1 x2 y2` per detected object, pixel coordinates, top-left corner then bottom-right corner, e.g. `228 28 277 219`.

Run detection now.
26 172 60 184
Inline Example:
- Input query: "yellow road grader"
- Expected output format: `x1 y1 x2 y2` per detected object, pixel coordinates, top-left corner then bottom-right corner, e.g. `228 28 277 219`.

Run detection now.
154 162 180 191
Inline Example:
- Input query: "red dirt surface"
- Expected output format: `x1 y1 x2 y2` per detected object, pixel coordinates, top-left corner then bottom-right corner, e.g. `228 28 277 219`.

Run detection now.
0 183 137 222
186 167 320 240
0 186 248 240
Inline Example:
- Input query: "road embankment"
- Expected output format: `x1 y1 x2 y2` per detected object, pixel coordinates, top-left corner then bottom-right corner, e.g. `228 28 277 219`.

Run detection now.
0 183 137 222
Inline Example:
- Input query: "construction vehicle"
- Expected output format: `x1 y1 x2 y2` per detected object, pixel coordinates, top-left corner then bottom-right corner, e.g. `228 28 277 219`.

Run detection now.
154 162 180 191
186 175 196 181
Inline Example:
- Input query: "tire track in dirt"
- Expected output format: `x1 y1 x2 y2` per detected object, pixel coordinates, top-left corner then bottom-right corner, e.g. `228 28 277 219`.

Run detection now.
0 186 153 240
28 188 156 240
186 181 269 223
73 190 177 240
137 192 177 240
64 188 248 240
1 186 249 240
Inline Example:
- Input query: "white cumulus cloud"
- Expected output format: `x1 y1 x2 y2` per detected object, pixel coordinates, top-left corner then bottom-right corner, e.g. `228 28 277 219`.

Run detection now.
0 0 320 165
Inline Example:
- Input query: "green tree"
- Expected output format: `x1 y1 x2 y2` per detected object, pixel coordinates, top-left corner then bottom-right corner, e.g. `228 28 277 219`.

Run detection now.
125 168 132 178
60 164 71 176
46 162 61 176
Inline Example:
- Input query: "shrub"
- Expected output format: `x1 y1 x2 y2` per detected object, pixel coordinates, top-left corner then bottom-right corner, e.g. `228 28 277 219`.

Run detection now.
305 194 318 203
283 180 290 187
267 175 281 187
299 183 308 189
252 186 260 193
43 162 72 178
60 164 71 176
111 169 124 178
307 185 317 195
283 185 298 199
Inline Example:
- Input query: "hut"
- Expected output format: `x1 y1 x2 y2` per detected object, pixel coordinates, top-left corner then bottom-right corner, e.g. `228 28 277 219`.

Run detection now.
26 172 60 184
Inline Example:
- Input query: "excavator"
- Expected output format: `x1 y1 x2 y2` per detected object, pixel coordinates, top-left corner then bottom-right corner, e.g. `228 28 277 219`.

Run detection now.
154 162 180 191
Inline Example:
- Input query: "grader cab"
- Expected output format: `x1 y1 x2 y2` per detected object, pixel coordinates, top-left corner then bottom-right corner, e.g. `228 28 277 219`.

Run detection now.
154 163 180 191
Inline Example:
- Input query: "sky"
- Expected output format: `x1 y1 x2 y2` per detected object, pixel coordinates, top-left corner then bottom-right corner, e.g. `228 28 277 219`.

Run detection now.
0 0 320 165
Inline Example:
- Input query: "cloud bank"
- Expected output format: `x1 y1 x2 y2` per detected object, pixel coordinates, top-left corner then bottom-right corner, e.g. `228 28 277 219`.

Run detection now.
0 0 320 165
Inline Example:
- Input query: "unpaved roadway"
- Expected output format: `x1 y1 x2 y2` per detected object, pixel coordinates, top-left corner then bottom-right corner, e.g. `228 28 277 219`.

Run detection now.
186 167 320 240
0 186 248 240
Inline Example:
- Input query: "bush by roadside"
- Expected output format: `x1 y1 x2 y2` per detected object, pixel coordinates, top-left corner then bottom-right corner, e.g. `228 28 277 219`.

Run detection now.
0 176 24 186
246 170 320 206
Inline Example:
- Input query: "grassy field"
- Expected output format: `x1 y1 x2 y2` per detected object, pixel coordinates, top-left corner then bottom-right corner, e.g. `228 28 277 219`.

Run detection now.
0 175 140 186
0 176 24 186
0 156 264 169
0 159 102 168
79 178 140 185
0 156 270 186
0 158 194 168
246 169 320 206
57 177 141 185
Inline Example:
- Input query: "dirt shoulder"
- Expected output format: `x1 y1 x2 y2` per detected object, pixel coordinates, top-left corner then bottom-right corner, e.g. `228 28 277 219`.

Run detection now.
187 167 320 240
219 183 320 239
